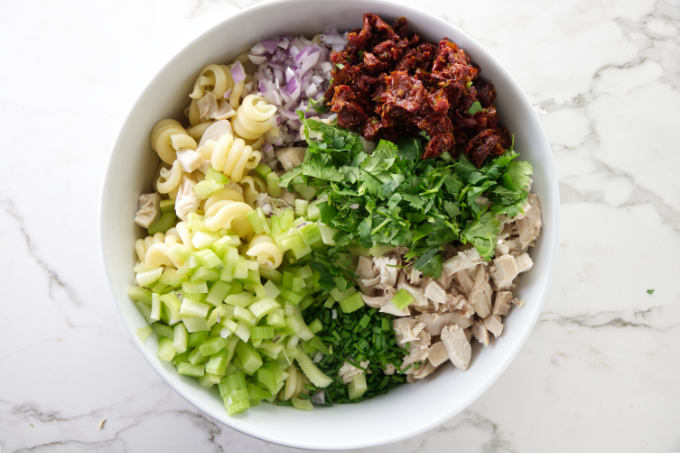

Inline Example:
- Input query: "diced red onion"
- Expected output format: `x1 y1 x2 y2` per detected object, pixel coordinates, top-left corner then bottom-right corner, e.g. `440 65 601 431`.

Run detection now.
223 88 232 100
261 39 278 54
231 61 246 83
250 42 266 55
248 54 267 65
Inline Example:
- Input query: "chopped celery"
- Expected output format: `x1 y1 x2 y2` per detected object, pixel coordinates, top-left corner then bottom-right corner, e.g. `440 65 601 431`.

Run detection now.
292 183 316 200
207 304 234 327
212 235 239 257
298 223 321 246
188 347 208 365
159 269 183 287
188 331 210 347
183 317 209 333
233 322 251 342
251 326 275 340
205 281 230 306
159 293 181 325
306 203 321 220
194 249 221 268
391 288 414 310
254 163 272 179
205 347 232 376
150 293 162 321
157 337 176 362
259 267 282 284
148 210 176 235
291 397 313 411
194 179 224 199
136 268 163 287
198 373 222 389
128 286 152 305
135 301 152 323
294 199 309 217
267 308 286 328
339 291 364 314
266 172 281 197
136 325 153 343
347 373 367 400
180 297 210 318
279 288 304 305
152 322 174 339
257 341 284 360
182 281 208 294
308 318 322 334
235 342 263 375
246 209 266 235
178 362 204 377
199 336 227 355
206 166 230 184
249 298 279 320
173 323 188 353
191 266 219 282
318 223 337 245
225 293 253 308
294 349 332 388
159 198 175 213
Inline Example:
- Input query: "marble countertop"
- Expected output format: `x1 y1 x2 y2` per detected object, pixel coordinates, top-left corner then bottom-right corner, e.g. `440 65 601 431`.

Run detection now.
1 0 679 451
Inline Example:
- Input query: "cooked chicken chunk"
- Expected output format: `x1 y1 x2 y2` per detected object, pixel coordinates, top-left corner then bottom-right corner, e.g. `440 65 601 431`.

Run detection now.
415 312 473 335
442 248 483 278
176 149 208 173
484 315 504 338
468 265 493 318
471 319 490 346
276 147 306 171
374 256 399 287
134 193 160 229
338 360 369 384
490 254 519 289
492 291 514 316
175 177 200 221
441 324 472 370
427 341 449 367
517 194 542 249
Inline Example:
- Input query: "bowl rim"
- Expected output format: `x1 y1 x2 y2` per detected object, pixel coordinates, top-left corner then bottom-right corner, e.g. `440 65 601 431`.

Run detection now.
99 0 559 449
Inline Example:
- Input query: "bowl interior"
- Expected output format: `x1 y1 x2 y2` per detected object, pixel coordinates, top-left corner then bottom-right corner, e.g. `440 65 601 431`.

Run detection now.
101 0 558 449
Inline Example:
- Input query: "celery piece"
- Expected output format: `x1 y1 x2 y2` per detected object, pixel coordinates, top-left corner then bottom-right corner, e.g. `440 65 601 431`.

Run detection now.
207 304 234 327
205 281 230 306
257 341 284 360
306 335 329 355
151 282 172 295
135 301 153 323
282 271 294 289
339 291 364 314
178 362 204 377
290 277 304 294
256 367 278 394
182 281 208 294
173 323 188 353
294 350 332 388
234 306 256 326
206 166 230 184
260 268 282 284
299 295 314 311
152 322 174 339
292 183 316 200
194 179 224 199
295 265 313 281
323 297 335 309
234 323 251 342
347 373 368 400
267 308 286 328
225 293 253 308
188 332 210 347
298 223 321 246
246 209 266 235
235 342 263 375
262 280 280 299
159 293 181 325
159 269 183 288
199 336 227 355
159 198 175 213
150 293 162 322
194 249 221 268
266 172 282 197
308 319 322 334
205 350 229 376
279 288 304 305
191 267 219 283
180 297 210 318
254 163 272 179
157 337 176 362
198 373 222 389
136 268 163 287
251 326 275 340
291 397 314 411
128 286 152 305
232 258 249 280
148 210 176 235
306 203 321 221
391 288 415 310
188 347 208 365
187 212 205 231
247 283 267 299
294 199 309 217
136 325 153 343
318 223 337 245
227 399 250 415
212 235 239 258
281 365 299 400
249 298 279 320
183 317 209 333
248 383 272 405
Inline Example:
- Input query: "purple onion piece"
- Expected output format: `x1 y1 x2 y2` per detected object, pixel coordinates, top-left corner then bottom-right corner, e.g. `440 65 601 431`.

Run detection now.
231 61 246 83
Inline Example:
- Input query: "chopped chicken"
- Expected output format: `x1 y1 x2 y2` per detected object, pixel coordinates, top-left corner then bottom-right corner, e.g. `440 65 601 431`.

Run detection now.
490 254 519 289
453 267 476 295
176 149 208 173
407 266 422 285
393 318 425 345
424 280 448 307
471 319 490 346
199 120 232 147
393 319 431 369
415 312 473 335
427 341 449 367
483 315 504 338
492 291 513 316
468 265 493 318
517 194 542 249
396 275 429 312
197 93 235 121
374 256 399 287
441 324 471 370
384 363 396 375
174 177 200 221
338 360 369 384
515 253 534 273
360 293 391 309
380 301 411 317
134 193 160 228
357 256 376 279
409 362 436 381
276 147 306 171
442 248 483 278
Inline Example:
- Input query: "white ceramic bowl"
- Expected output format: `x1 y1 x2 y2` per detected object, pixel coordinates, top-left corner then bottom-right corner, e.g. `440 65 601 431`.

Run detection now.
100 0 558 449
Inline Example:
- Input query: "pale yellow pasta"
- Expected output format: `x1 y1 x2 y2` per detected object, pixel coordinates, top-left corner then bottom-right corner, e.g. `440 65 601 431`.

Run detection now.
246 235 283 269
186 100 203 126
156 160 183 198
203 185 245 212
187 121 215 141
189 64 232 100
151 119 198 165
232 94 276 141
134 231 187 269
240 175 266 206
198 132 261 183
204 199 253 235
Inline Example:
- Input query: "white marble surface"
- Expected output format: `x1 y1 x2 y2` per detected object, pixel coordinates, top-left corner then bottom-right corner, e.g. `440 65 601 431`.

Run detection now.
1 0 679 451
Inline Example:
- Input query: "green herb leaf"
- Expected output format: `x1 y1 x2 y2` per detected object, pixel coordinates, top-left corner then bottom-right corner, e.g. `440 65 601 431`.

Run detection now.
467 101 483 115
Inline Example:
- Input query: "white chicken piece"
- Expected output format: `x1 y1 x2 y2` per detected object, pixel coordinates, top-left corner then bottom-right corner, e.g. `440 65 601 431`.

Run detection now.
176 149 208 173
490 254 519 289
373 256 399 287
338 360 369 384
424 280 448 307
468 265 493 318
415 312 473 335
134 193 160 228
360 293 391 309
174 177 200 221
441 324 472 370
197 93 235 121
410 362 437 381
484 315 504 338
357 255 376 279
442 248 483 278
397 274 429 312
427 341 449 367
517 194 542 250
275 147 306 171
471 319 490 346
492 291 514 316
515 252 534 273
379 301 411 317
199 119 232 147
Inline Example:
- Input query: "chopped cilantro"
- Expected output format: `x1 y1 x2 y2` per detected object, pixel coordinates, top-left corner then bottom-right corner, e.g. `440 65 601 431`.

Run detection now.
646 289 655 295
280 116 533 277
467 101 483 115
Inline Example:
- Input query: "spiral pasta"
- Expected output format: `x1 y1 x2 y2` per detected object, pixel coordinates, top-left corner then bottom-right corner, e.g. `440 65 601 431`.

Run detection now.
240 175 266 206
232 94 276 141
189 64 232 100
134 230 187 269
198 132 261 183
151 119 198 165
156 160 183 199
204 185 245 212
246 235 283 269
204 199 254 236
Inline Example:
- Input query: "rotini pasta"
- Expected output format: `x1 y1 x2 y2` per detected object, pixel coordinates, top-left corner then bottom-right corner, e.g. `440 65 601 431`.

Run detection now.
232 94 276 141
198 132 261 183
156 160 183 198
151 119 198 165
240 175 266 206
204 198 254 236
246 235 283 269
203 185 245 212
134 231 187 269
189 64 232 100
